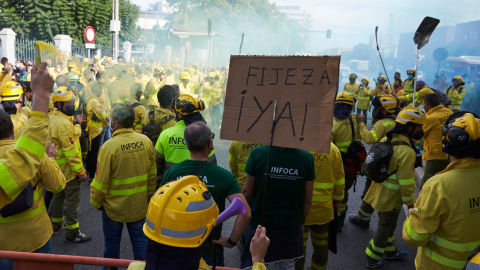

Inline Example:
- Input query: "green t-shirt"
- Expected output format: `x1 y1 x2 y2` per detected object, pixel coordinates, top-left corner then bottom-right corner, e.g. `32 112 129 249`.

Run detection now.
245 146 315 231
161 159 242 255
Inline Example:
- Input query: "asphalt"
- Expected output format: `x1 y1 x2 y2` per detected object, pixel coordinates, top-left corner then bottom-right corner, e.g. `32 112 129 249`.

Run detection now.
50 123 419 270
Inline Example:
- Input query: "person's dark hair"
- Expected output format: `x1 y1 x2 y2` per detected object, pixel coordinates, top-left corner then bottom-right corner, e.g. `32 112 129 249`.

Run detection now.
1 57 8 66
56 74 70 87
184 122 212 153
96 71 106 80
111 103 135 129
0 110 14 139
423 93 440 108
158 85 176 109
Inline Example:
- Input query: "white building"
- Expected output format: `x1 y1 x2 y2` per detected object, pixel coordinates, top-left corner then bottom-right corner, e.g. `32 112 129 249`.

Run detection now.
136 1 171 30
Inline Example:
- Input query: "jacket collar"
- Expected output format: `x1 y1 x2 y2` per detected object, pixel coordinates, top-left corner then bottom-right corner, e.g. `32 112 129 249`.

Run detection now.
439 158 480 175
52 110 73 121
427 105 446 116
0 140 15 146
112 128 135 138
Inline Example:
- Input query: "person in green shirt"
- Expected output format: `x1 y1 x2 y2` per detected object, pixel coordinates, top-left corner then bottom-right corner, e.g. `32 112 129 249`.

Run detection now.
241 145 315 269
161 121 251 267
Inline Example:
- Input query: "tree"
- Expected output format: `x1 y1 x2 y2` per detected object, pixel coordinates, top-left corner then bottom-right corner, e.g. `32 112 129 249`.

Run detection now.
0 0 140 48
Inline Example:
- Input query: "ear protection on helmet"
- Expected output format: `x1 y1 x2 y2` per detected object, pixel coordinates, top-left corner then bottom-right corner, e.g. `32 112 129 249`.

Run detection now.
172 97 205 115
442 112 480 147
442 124 471 146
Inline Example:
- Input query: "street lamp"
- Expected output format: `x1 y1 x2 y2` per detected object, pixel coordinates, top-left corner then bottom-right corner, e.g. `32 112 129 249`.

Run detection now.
184 1 201 30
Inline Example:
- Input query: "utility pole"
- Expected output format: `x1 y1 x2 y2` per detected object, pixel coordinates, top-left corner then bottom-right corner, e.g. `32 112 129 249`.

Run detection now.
111 0 120 60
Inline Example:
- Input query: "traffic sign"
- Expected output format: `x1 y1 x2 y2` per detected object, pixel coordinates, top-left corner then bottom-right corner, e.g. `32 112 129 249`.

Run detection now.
433 47 449 62
85 43 96 49
84 26 95 43
185 41 191 53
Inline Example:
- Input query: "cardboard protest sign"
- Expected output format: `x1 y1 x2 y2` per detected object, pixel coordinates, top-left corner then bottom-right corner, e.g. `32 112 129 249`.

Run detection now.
220 55 340 153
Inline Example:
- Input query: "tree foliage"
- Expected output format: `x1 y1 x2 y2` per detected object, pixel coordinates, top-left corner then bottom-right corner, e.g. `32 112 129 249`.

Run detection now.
0 0 140 47
164 0 305 55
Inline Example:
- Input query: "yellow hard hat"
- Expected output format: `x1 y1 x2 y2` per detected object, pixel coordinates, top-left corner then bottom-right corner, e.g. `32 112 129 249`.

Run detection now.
361 77 370 84
144 175 219 248
1 81 23 101
214 70 221 76
443 113 480 149
349 73 358 79
94 55 99 60
377 75 387 82
82 58 89 63
173 94 205 115
67 62 75 68
207 72 216 78
52 86 75 103
179 71 191 80
335 91 356 106
407 68 415 75
452 76 465 85
395 107 426 125
372 94 398 114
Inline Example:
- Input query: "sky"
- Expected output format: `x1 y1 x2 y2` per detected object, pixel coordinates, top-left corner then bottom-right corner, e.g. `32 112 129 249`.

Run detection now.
129 0 480 50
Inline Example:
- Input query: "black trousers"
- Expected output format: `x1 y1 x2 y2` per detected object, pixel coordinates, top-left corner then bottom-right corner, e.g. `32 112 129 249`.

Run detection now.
86 135 102 177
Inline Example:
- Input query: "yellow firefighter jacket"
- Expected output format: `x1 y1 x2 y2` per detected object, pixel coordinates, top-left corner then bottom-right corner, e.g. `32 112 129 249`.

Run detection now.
364 134 416 211
228 141 261 189
0 112 52 208
86 96 109 140
0 140 65 252
399 86 435 107
145 78 160 108
402 158 480 270
446 85 466 111
343 82 360 96
203 82 222 107
127 97 147 133
423 105 452 161
403 77 416 95
11 111 28 141
355 86 372 110
331 114 362 153
49 110 86 182
359 117 396 145
145 107 176 132
307 143 345 225
90 128 156 223
371 85 391 96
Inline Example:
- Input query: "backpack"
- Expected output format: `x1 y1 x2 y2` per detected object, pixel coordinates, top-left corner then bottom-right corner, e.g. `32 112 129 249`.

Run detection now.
434 89 451 106
142 110 175 144
361 137 410 183
0 182 38 218
341 117 367 174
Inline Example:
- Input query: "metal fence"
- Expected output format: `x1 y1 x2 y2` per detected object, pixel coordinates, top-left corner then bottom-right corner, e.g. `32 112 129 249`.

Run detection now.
72 45 89 58
15 39 53 62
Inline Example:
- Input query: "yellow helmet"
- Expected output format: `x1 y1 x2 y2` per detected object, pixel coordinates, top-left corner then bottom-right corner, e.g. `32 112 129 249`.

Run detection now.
1 81 23 101
144 175 219 248
67 62 75 68
452 76 465 85
443 113 480 145
395 107 426 125
407 68 415 75
361 78 370 84
372 94 398 114
349 73 358 79
52 86 75 103
207 72 216 78
94 55 99 60
214 70 221 76
173 94 205 115
179 71 191 80
377 75 387 82
82 58 89 63
335 91 356 106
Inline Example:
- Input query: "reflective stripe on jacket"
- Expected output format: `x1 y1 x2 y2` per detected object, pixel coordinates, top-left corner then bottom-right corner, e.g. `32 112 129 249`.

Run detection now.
0 125 66 252
402 158 480 269
90 128 157 223
359 118 396 145
355 86 371 110
49 110 86 182
307 143 345 225
331 114 362 153
364 134 416 212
